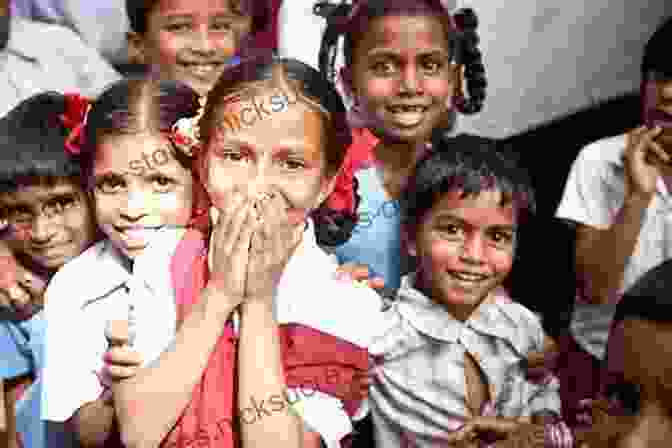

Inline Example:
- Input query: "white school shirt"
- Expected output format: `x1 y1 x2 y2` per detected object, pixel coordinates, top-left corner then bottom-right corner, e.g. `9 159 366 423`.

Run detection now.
368 274 560 448
0 17 120 117
556 134 672 359
208 216 387 447
41 228 184 427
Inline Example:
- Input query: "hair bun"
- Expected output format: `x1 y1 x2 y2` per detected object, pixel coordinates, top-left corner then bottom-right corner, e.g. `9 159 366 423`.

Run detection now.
454 8 479 31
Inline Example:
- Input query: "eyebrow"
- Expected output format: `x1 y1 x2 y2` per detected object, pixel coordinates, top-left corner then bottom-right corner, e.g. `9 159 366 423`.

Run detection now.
1 191 80 208
366 48 450 59
433 214 516 231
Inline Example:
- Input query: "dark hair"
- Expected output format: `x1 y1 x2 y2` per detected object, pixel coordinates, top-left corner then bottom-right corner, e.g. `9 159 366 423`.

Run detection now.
642 16 672 78
614 259 672 326
81 77 201 183
316 0 487 115
400 133 536 237
0 92 83 193
199 55 357 245
126 0 271 36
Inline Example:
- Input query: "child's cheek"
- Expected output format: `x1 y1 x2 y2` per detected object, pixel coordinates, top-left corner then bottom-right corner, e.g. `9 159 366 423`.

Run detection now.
486 249 514 276
422 78 454 100
156 32 181 65
362 78 397 101
427 238 462 272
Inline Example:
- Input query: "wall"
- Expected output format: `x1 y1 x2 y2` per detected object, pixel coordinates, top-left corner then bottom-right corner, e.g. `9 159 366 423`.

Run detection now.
456 0 672 137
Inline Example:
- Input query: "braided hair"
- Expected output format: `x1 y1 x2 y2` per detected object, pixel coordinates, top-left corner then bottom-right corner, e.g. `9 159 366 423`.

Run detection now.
315 0 487 115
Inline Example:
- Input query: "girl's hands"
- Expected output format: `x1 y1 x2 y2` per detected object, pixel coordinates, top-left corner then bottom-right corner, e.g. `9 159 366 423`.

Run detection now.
244 193 302 304
100 320 142 404
206 194 255 310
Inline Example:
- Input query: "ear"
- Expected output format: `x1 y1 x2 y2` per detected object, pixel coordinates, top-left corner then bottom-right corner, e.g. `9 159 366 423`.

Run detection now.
316 173 338 206
127 31 147 64
339 67 356 101
452 63 465 105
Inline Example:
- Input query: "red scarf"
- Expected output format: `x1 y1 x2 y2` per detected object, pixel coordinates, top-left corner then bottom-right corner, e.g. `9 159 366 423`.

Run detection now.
164 229 370 448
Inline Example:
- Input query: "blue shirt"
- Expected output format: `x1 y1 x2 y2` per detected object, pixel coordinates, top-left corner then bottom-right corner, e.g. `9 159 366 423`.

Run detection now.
333 167 413 291
0 312 46 448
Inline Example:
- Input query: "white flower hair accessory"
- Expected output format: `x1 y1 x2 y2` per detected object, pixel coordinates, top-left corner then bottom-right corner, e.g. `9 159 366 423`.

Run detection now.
170 95 207 157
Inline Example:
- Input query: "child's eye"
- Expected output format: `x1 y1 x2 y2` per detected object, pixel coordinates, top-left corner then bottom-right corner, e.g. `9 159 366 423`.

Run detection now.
371 61 396 76
436 224 462 237
606 382 642 416
421 59 444 74
164 22 191 33
44 195 78 215
278 159 306 170
211 20 233 32
96 177 125 194
150 175 177 192
221 152 249 163
5 207 32 223
489 230 514 245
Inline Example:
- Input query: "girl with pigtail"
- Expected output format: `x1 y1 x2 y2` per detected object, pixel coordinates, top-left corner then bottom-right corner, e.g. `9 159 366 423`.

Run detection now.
313 0 487 291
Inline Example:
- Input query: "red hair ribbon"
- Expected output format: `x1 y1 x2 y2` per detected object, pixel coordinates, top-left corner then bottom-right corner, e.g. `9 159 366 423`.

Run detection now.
59 93 92 156
326 128 378 216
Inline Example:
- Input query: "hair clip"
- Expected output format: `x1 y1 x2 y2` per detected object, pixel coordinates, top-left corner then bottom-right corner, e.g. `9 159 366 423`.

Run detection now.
170 95 207 157
60 93 92 156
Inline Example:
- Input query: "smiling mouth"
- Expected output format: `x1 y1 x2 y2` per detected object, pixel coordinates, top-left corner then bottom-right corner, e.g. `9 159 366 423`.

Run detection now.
180 62 224 78
447 270 489 284
387 105 428 127
113 226 164 243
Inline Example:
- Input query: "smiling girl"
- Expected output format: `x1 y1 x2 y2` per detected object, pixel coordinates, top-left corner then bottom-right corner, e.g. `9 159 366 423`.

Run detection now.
316 0 487 290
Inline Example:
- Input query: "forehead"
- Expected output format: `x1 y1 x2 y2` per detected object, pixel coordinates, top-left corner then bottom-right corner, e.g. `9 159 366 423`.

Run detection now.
211 88 327 155
0 181 82 205
610 318 672 387
93 132 183 171
153 0 239 15
429 189 517 227
358 14 450 53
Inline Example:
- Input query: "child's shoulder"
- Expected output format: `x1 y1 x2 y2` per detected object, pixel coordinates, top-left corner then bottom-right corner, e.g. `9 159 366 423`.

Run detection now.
487 292 546 353
576 133 628 167
45 240 111 303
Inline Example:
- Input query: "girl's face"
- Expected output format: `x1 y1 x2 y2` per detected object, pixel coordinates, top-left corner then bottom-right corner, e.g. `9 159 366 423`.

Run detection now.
92 133 194 259
348 14 460 144
0 180 97 271
202 85 334 227
409 189 516 321
129 0 251 96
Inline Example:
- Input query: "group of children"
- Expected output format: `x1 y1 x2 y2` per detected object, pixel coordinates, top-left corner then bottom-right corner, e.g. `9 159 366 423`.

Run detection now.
1 0 671 447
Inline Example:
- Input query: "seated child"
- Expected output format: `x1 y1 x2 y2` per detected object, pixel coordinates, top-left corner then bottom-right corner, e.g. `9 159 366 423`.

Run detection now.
575 258 672 447
0 92 100 447
369 134 569 447
554 16 672 425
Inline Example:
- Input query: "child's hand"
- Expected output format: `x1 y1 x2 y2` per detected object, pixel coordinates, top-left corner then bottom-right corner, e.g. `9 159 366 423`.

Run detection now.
525 335 560 382
207 195 254 306
101 320 142 385
623 125 669 200
335 263 385 291
244 193 301 304
0 249 47 321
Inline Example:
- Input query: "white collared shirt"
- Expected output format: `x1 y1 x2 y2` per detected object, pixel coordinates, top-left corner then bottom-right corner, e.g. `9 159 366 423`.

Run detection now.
0 17 120 117
41 228 184 425
368 274 560 447
556 133 672 358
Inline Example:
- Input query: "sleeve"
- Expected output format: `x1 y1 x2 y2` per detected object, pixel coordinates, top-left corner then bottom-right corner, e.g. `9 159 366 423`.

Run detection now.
0 321 32 380
287 388 353 448
53 25 121 97
40 276 103 423
555 142 616 230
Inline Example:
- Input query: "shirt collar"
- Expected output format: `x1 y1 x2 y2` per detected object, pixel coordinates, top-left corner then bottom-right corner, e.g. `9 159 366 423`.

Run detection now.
396 274 524 348
81 228 186 308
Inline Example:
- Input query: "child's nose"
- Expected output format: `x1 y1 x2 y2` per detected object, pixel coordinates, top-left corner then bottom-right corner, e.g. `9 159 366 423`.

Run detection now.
400 66 422 94
461 235 485 263
30 214 57 244
189 27 215 55
120 191 150 221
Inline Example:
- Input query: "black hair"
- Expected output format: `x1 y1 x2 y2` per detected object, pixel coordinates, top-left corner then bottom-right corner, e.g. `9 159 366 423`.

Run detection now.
316 0 487 115
0 92 83 193
81 77 201 184
614 259 672 326
642 16 672 78
126 0 271 36
400 133 536 237
199 55 357 246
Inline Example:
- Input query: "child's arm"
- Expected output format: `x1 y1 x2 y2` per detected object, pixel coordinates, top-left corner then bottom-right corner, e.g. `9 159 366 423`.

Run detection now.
3 374 32 448
67 397 116 447
112 201 253 448
574 127 667 304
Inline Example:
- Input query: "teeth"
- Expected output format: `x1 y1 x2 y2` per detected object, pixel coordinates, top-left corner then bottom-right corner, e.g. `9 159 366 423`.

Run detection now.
390 105 425 113
450 271 487 282
186 64 220 76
